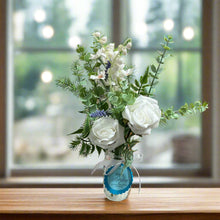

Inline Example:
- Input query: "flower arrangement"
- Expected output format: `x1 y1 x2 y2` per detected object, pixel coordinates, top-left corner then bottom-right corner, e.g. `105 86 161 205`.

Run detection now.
56 32 208 171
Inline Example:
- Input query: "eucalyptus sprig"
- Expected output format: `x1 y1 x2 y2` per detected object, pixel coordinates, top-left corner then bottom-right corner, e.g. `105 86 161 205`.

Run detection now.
160 101 208 125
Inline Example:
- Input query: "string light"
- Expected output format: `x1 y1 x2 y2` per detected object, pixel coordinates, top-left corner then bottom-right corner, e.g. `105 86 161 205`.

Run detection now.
42 25 54 39
41 70 53 83
163 19 174 31
182 26 195 41
34 9 46 23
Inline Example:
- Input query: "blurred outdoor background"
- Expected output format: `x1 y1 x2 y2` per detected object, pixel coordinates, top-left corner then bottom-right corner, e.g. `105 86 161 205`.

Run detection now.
12 0 202 168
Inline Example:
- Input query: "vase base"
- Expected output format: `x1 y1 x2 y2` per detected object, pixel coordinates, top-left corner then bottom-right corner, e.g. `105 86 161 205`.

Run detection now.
104 187 130 201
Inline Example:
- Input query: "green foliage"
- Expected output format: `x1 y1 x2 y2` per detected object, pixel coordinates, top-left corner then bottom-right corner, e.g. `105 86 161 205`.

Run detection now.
160 101 208 125
148 35 173 94
82 115 91 138
131 35 173 97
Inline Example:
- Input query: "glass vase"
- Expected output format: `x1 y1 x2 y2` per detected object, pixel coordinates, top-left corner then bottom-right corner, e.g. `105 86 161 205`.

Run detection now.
103 163 133 201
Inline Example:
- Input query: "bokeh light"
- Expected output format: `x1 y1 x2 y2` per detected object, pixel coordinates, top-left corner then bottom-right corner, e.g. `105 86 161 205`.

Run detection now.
41 70 53 83
182 26 195 41
68 36 82 49
42 25 54 39
34 9 46 23
163 19 174 31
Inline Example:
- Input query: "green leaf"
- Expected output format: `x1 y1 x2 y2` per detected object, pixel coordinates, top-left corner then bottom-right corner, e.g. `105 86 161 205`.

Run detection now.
94 86 104 96
142 66 149 84
96 146 102 156
91 145 95 154
100 102 109 111
163 45 171 50
69 140 81 150
79 142 86 155
164 36 168 42
82 116 91 138
84 53 91 62
135 79 140 87
149 72 159 79
68 128 83 136
131 84 138 91
151 64 157 73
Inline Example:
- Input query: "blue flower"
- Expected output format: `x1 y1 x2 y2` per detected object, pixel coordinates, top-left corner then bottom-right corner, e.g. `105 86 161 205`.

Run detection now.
105 61 111 81
90 110 108 118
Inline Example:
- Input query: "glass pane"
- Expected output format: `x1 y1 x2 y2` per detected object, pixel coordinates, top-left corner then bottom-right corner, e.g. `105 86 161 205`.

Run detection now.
12 0 111 167
13 0 111 48
11 0 202 170
129 0 201 48
130 52 201 167
13 52 105 166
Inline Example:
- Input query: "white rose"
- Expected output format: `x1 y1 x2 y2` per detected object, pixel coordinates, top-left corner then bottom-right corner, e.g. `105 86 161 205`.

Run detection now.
122 96 161 135
89 117 125 150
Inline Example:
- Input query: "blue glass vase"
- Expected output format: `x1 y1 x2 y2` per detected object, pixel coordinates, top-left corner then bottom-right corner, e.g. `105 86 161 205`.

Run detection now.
103 164 133 201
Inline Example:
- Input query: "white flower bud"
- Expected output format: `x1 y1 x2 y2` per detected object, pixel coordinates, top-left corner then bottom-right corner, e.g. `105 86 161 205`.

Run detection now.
126 42 132 49
99 36 107 44
92 32 101 38
118 45 123 52
122 47 127 55
130 135 141 142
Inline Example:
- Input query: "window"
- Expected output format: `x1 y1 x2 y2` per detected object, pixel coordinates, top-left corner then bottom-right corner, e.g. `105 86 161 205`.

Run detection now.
0 0 215 181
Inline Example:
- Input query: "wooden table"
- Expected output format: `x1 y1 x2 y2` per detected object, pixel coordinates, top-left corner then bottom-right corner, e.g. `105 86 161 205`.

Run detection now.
0 188 220 219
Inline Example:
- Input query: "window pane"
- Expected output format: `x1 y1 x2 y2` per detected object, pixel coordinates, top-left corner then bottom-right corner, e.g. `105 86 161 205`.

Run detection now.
130 52 201 167
129 0 201 48
12 0 110 167
13 0 111 48
14 52 105 166
11 0 202 170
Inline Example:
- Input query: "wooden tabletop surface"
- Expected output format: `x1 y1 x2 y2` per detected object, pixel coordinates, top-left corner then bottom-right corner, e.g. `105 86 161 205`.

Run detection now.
0 188 220 214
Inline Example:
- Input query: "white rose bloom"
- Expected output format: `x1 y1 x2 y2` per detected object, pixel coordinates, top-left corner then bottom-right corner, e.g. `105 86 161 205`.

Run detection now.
122 96 161 135
89 117 125 150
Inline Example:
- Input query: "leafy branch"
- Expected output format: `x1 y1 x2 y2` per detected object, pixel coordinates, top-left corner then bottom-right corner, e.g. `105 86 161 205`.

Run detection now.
148 35 173 94
160 101 208 125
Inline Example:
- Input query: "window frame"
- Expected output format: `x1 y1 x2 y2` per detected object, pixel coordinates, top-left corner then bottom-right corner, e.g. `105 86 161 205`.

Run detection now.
0 0 217 183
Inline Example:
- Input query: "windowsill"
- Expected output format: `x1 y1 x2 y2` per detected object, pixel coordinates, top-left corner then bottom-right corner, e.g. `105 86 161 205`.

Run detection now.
0 188 220 215
1 176 220 187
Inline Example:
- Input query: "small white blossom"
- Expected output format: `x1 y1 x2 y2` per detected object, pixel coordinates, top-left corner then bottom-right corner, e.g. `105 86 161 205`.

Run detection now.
90 70 105 80
118 45 123 52
126 42 132 50
92 32 101 38
122 47 127 55
99 36 107 44
106 43 114 51
115 58 123 65
90 48 106 60
125 68 133 76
